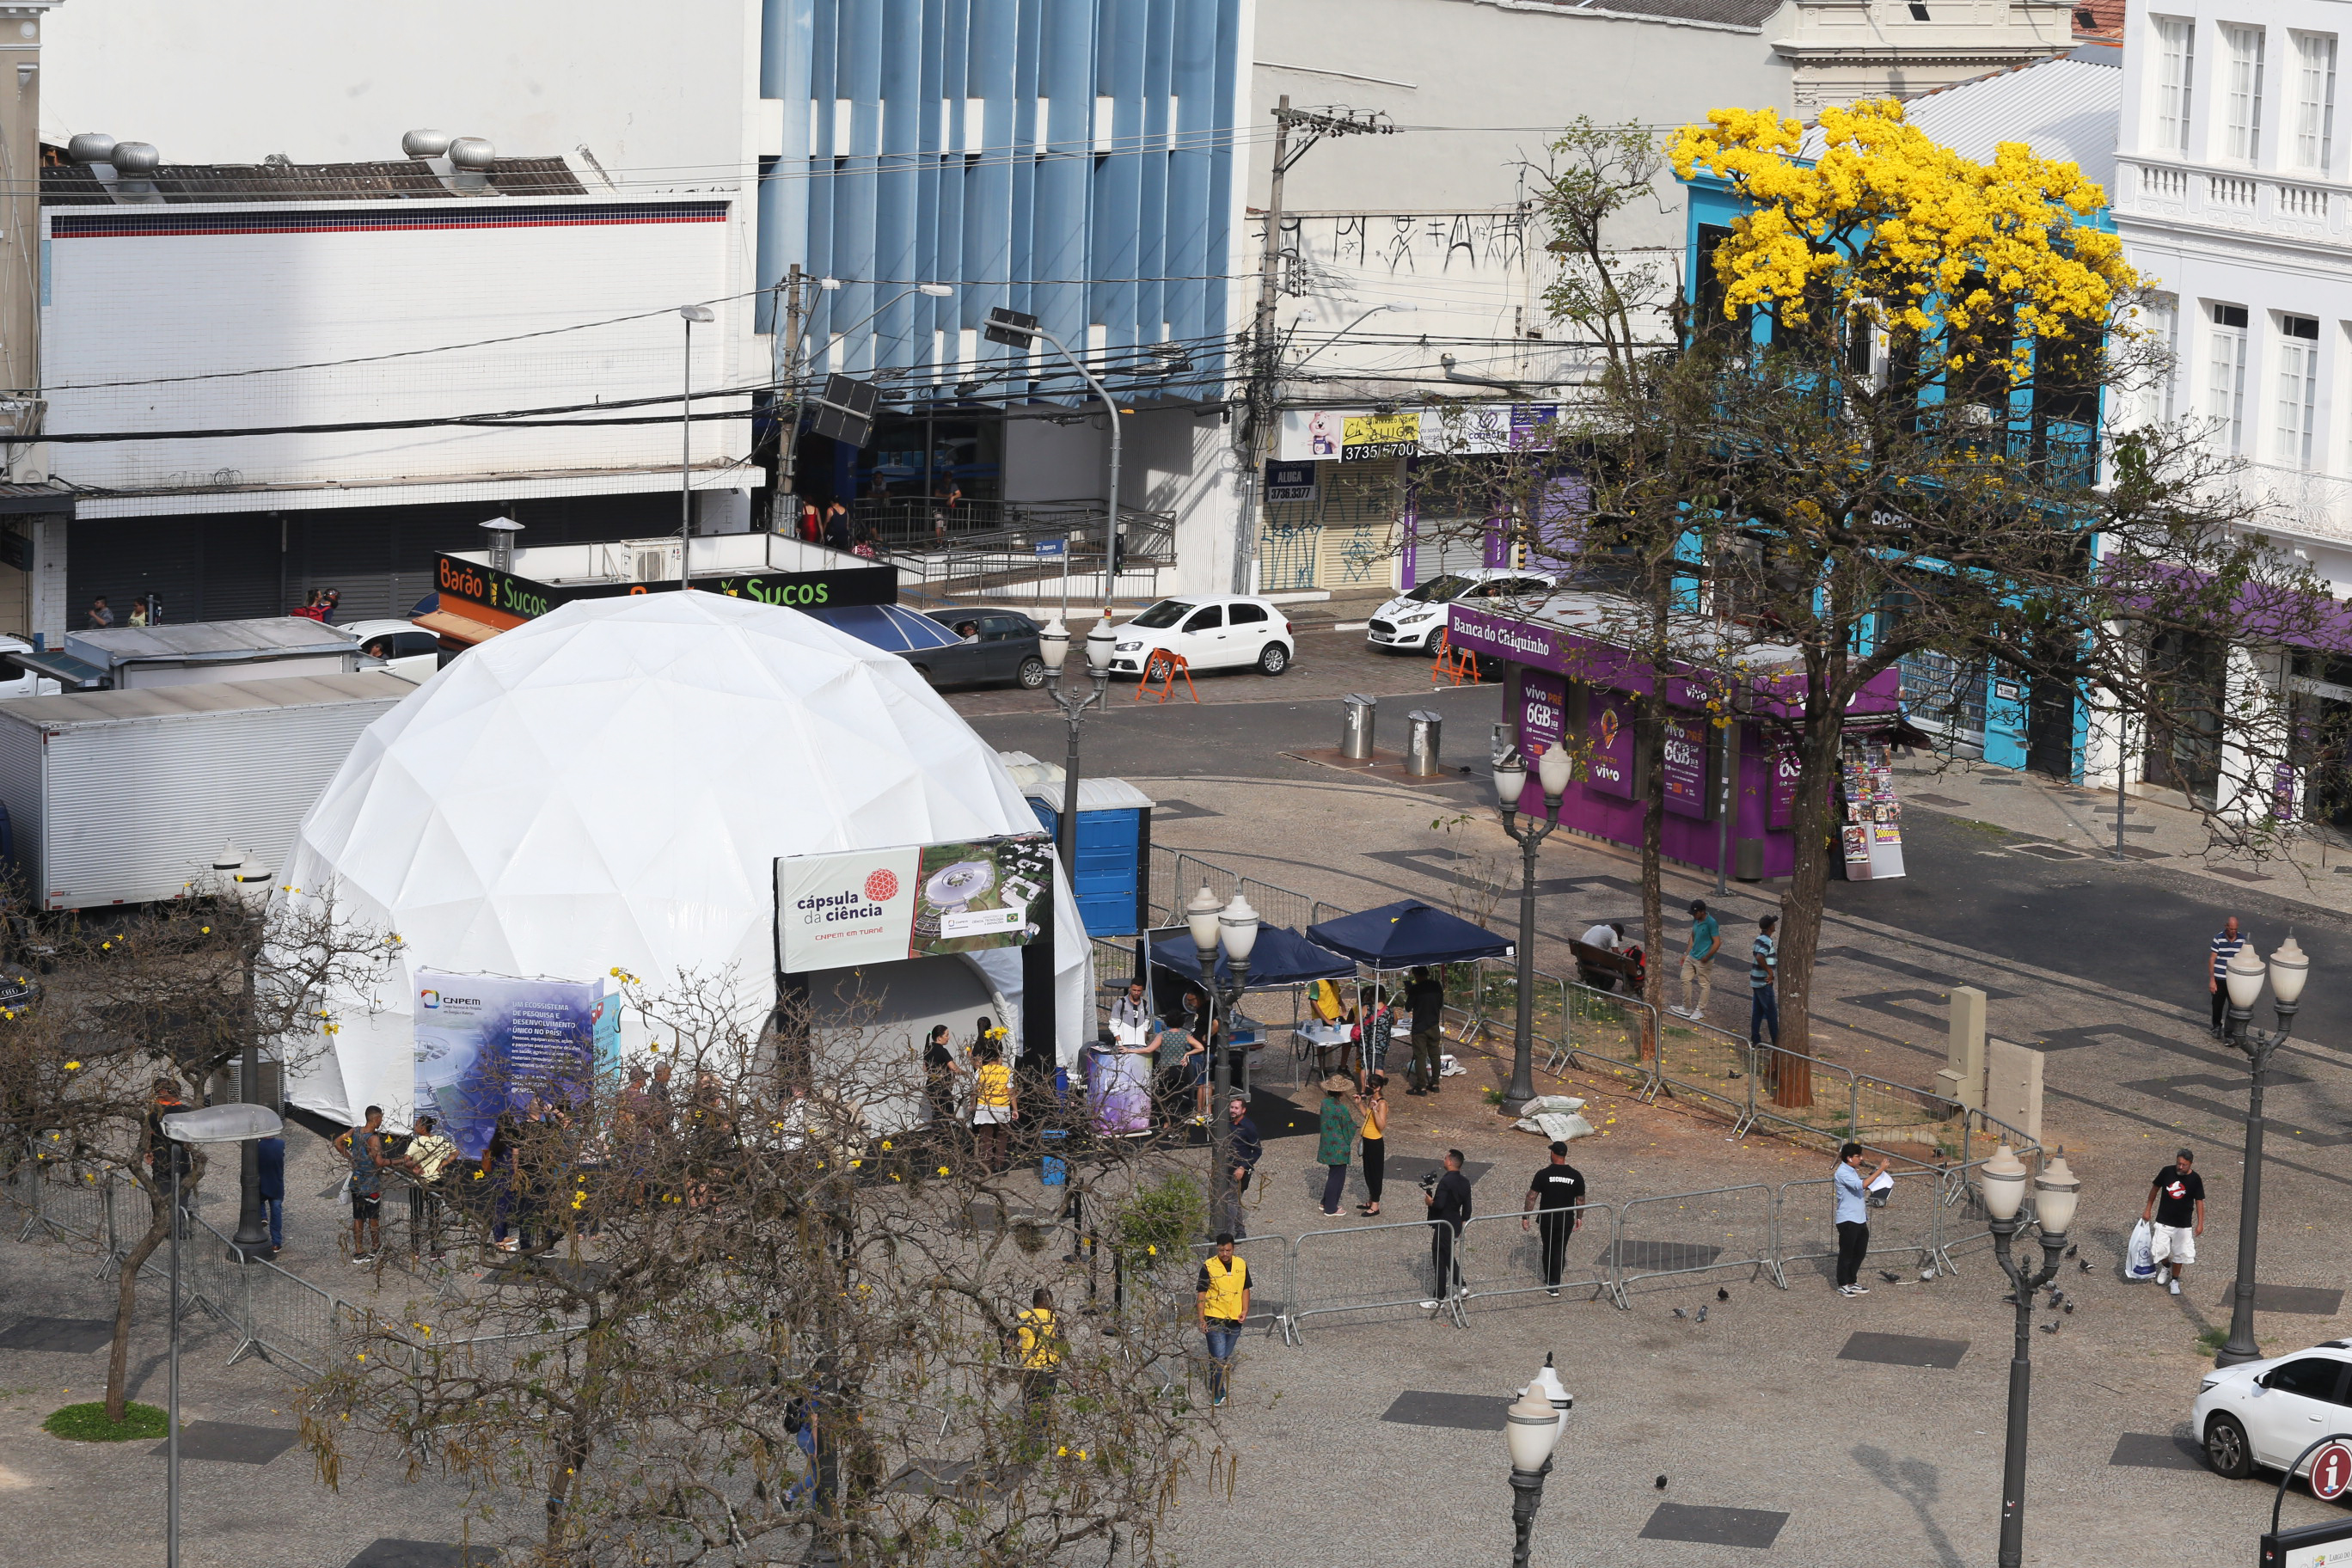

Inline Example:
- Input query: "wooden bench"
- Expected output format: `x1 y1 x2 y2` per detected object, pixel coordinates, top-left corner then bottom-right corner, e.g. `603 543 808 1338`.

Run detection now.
1569 940 1645 994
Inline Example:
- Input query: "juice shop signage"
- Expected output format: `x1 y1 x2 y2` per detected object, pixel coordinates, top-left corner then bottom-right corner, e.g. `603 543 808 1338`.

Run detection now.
775 836 1053 971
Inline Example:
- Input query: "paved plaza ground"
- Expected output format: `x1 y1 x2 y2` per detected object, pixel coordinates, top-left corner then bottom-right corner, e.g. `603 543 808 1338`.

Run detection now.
7 629 2352 1564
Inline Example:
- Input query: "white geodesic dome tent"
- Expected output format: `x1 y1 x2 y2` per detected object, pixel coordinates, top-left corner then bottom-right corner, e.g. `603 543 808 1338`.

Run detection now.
279 591 1091 1128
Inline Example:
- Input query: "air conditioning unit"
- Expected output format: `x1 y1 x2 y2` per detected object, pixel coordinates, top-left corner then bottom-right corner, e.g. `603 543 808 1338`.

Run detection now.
634 548 676 582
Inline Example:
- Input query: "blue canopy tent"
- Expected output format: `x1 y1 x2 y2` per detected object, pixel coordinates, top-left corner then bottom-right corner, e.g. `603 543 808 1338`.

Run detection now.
1306 899 1512 971
1142 924 1355 990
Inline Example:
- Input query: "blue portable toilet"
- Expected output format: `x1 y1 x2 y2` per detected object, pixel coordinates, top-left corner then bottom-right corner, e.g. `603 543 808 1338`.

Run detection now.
1023 776 1154 939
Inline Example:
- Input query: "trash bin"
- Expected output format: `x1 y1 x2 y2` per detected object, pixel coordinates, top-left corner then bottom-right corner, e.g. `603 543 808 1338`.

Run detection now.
1340 693 1377 758
1040 1128 1069 1185
1405 709 1443 776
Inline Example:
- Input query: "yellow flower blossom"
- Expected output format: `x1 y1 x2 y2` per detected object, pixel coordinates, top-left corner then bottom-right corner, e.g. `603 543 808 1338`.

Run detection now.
1669 97 2135 377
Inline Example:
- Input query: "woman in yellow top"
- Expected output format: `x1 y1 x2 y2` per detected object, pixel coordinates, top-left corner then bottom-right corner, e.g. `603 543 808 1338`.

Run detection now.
970 1033 1016 1172
1354 1071 1389 1216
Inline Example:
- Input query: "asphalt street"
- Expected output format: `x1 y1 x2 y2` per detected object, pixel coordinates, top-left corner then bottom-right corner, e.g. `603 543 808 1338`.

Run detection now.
969 672 2352 1052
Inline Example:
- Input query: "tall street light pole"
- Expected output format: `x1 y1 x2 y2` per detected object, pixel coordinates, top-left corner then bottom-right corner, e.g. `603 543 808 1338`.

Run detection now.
161 1103 284 1568
1504 1355 1571 1567
1494 742 1574 1112
1036 614 1118 876
2215 934 2310 1367
985 308 1119 605
1186 888 1259 1234
1979 1144 2082 1568
678 303 716 590
218 850 275 1262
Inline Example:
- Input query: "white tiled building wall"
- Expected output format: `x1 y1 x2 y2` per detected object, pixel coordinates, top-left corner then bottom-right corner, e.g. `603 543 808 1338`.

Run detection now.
42 195 749 507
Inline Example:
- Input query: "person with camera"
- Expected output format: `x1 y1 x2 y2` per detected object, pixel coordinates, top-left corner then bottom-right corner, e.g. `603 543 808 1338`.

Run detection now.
1834 1141 1889 1296
1522 1140 1587 1296
1420 1148 1473 1308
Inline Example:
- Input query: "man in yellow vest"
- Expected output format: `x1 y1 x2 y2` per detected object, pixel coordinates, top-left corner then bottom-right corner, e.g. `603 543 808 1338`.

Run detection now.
1196 1232 1252 1407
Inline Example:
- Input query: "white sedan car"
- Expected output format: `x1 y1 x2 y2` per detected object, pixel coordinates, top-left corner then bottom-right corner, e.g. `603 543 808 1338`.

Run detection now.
1108 594 1295 677
1366 567 1555 653
2192 1338 2352 1479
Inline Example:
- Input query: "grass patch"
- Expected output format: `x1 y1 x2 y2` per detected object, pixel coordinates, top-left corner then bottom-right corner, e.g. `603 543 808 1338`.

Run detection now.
1483 1086 1506 1106
1951 818 2011 839
2194 1327 2262 1358
43 1400 168 1442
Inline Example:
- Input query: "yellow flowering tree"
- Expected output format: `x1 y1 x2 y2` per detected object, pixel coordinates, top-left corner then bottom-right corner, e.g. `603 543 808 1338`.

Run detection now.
1465 101 2331 1088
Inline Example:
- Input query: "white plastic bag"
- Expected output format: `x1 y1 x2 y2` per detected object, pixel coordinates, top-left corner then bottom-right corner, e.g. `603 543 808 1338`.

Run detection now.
2126 1218 2157 1280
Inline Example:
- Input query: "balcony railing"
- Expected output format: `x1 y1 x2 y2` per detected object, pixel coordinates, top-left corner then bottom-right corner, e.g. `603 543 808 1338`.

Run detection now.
2121 154 2340 236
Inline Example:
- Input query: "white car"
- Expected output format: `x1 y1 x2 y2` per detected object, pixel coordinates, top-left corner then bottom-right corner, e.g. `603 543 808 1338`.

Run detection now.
1108 594 1295 677
0 635 62 701
337 619 446 683
1366 567 1556 653
2191 1338 2352 1479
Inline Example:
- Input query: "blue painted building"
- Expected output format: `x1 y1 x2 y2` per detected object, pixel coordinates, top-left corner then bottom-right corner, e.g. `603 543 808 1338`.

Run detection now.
1680 52 2123 780
755 0 1249 579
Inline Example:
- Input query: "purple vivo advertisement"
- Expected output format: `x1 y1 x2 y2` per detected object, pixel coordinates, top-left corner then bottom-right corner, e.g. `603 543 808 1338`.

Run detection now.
1586 689 1637 799
1521 670 1568 756
1663 716 1710 818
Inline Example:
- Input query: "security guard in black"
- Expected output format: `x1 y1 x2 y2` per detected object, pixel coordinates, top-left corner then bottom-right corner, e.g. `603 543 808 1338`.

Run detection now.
1524 1142 1587 1290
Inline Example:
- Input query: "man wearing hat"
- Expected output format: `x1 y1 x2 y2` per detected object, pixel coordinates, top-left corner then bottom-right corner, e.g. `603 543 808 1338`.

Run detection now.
1315 1075 1359 1217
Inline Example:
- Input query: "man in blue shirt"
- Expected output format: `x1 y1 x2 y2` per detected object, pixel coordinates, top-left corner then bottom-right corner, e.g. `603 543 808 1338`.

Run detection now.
1833 1141 1889 1296
2209 917 2245 1035
1749 914 1780 1052
1675 900 1721 1020
254 1133 285 1254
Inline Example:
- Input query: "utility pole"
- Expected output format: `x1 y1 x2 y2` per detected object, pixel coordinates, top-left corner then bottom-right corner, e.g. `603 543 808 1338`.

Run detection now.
1234 101 1397 593
774 263 805 535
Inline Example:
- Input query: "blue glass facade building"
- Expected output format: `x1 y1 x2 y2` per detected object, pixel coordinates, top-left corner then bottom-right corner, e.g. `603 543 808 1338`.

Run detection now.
756 0 1244 406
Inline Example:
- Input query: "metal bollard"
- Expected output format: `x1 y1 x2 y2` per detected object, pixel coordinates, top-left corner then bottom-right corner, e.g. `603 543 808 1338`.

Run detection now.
1340 693 1377 758
1405 709 1443 776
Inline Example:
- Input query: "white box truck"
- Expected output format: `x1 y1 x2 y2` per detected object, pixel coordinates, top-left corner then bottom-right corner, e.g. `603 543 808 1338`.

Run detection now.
0 672 410 910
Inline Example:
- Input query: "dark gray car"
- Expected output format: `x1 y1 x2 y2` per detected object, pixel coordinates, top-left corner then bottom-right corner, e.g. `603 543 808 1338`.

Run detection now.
916 607 1049 689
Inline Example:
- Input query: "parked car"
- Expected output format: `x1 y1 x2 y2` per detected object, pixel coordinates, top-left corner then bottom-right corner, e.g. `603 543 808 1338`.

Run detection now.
2192 1338 2352 1479
0 635 63 701
1366 568 1556 653
338 618 446 682
1108 595 1294 677
917 606 1049 689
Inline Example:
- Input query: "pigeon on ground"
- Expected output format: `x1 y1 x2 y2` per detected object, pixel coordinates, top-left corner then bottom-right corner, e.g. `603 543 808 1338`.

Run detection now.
1694 1305 1709 1323
2063 1302 2075 1315
2078 1258 2093 1273
1656 1475 1669 1491
2065 1243 2079 1258
2040 1320 2060 1334
1672 1308 1687 1319
1878 1270 1901 1283
2048 1289 2064 1308
2001 1292 2018 1304
1920 1268 1935 1282
1717 1287 1730 1302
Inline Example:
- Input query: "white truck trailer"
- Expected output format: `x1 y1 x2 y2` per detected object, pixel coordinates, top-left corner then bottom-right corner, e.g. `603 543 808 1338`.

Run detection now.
0 672 409 910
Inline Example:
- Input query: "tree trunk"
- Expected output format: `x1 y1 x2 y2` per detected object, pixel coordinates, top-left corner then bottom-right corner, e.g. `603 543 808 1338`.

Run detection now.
105 1182 171 1423
1773 709 1849 1106
1637 679 1670 1061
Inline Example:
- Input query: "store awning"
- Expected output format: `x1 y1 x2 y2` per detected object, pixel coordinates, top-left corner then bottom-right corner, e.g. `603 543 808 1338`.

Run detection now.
414 609 505 647
807 603 962 654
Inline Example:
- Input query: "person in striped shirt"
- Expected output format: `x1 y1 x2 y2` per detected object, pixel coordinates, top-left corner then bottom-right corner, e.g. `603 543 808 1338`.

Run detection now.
2209 916 2245 1035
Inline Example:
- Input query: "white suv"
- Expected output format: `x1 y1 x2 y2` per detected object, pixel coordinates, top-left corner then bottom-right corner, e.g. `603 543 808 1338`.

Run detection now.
1367 568 1555 653
1109 594 1295 677
2192 1338 2352 1479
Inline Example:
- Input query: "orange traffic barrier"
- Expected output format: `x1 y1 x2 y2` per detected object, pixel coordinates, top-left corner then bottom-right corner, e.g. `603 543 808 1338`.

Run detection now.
1134 649 1200 703
1431 630 1485 686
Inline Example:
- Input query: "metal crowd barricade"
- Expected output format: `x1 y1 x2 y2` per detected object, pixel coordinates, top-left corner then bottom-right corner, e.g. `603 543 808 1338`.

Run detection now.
1649 1014 1756 1131
1772 1170 1944 1291
1455 1203 1620 1310
1283 1216 1461 1340
1612 1183 1779 1296
1550 972 1657 1095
